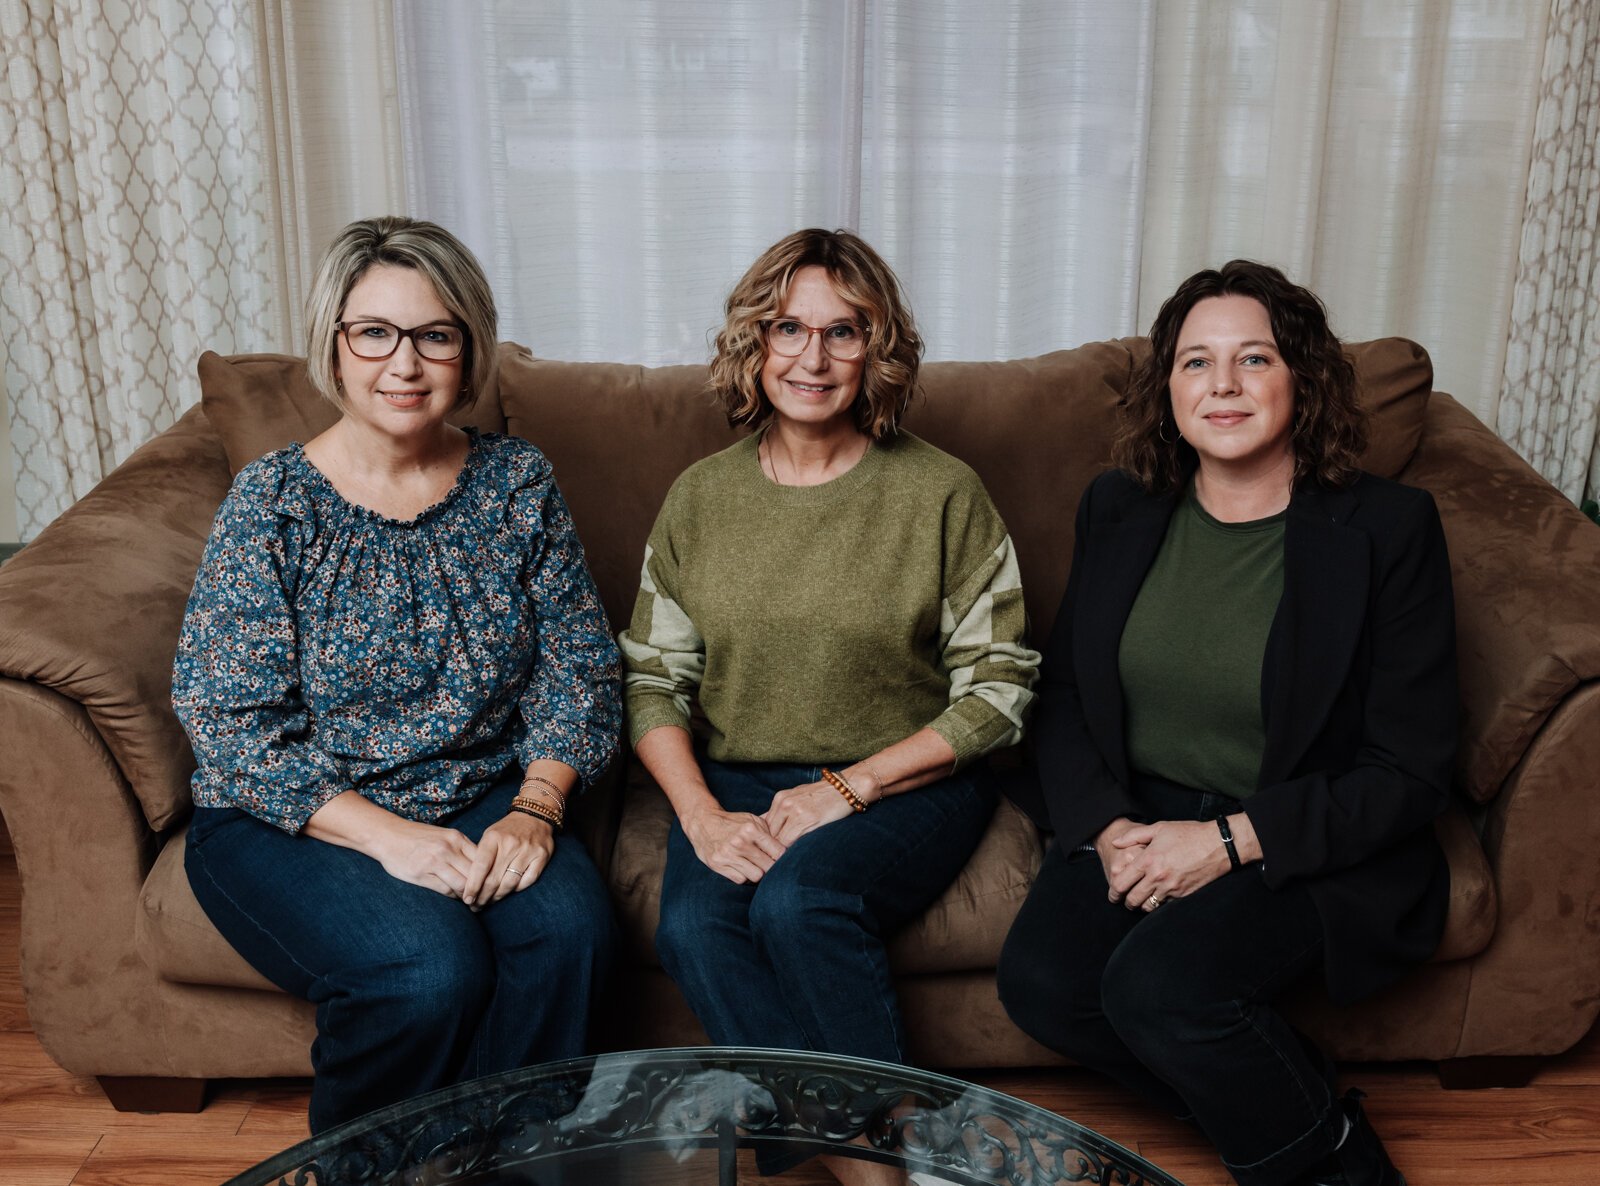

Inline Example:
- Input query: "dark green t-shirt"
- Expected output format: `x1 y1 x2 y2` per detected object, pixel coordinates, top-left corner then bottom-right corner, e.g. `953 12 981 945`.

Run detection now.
1118 487 1285 798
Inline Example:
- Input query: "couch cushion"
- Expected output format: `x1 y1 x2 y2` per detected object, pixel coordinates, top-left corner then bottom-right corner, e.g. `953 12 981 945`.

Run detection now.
139 786 1487 994
609 768 1044 975
199 349 509 475
1346 337 1433 481
910 342 1137 641
137 826 279 991
1399 394 1600 803
208 335 1428 643
494 348 740 631
0 406 232 831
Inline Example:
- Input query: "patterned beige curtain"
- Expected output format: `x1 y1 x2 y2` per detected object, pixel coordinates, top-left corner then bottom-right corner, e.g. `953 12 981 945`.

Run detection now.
0 0 282 539
0 0 406 540
1496 0 1600 505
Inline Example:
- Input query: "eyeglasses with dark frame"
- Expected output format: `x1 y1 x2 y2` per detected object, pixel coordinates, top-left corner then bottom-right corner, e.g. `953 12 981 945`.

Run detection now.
762 318 870 360
337 319 468 362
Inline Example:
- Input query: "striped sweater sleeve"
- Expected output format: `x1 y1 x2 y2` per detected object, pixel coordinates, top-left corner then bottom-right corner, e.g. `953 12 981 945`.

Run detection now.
618 522 706 746
928 531 1041 766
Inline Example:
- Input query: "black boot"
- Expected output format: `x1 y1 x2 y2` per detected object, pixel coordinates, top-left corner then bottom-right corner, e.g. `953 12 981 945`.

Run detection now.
1295 1089 1405 1186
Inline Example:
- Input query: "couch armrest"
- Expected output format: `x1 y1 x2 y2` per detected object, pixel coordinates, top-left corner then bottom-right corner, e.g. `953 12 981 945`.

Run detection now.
0 405 233 830
0 680 169 1073
1399 393 1600 803
1400 394 1600 1056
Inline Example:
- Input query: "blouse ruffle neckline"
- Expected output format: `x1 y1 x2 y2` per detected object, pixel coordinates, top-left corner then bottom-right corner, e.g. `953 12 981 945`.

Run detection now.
280 428 485 528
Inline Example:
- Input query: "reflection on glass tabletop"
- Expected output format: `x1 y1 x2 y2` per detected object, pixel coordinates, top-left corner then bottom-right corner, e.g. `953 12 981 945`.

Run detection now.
226 1046 1184 1185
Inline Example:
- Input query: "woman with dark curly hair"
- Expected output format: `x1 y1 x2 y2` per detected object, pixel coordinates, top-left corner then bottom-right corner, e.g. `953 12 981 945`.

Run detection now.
998 260 1455 1186
620 228 1038 1182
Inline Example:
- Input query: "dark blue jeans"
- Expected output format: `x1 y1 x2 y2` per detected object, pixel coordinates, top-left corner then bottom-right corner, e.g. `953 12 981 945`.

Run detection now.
997 783 1339 1186
185 773 616 1134
656 759 996 1064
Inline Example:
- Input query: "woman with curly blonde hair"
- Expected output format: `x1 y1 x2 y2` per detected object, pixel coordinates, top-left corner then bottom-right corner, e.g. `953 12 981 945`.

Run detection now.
620 229 1038 1181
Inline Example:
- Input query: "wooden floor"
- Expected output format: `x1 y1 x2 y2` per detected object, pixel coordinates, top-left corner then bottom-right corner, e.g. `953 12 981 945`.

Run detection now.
1 847 1597 1184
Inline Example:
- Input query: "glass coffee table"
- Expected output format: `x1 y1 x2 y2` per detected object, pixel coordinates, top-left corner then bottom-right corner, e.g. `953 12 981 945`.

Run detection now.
226 1047 1183 1185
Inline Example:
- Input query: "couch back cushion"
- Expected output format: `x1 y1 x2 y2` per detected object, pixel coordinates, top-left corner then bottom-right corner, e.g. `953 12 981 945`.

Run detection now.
199 338 1429 644
199 351 508 474
497 336 1432 641
495 348 741 631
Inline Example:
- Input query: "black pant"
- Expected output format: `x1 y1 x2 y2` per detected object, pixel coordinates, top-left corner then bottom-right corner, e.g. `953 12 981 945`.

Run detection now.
997 784 1341 1186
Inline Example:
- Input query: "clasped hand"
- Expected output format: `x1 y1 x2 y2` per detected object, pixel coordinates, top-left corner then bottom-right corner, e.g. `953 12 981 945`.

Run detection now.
686 778 854 884
1098 818 1232 912
377 813 554 909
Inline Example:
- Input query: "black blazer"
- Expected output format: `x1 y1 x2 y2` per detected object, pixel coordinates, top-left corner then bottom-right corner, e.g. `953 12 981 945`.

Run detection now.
1022 468 1458 1003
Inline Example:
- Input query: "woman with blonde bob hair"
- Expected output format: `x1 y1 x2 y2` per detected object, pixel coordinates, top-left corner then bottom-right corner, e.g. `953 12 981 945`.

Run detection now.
1000 260 1455 1186
621 227 1039 1185
175 216 620 1134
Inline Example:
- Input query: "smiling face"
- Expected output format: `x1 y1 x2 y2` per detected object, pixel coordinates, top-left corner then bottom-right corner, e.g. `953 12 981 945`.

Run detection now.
333 264 464 443
759 265 867 439
1168 294 1296 482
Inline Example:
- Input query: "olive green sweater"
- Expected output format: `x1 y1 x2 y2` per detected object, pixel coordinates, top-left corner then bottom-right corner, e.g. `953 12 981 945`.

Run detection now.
620 432 1039 766
1118 489 1286 797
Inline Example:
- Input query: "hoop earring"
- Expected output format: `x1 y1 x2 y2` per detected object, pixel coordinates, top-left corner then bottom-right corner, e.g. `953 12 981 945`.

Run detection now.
1158 417 1178 445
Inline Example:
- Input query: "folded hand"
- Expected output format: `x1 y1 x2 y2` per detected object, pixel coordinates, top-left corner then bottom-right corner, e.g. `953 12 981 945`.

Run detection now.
1109 819 1232 911
684 805 787 884
762 779 855 846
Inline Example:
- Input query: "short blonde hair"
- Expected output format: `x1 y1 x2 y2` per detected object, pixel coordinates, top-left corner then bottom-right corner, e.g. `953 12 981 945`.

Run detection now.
304 216 498 409
709 229 922 441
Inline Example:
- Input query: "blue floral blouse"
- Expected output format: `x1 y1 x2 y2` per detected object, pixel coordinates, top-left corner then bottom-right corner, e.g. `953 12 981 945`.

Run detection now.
173 430 621 834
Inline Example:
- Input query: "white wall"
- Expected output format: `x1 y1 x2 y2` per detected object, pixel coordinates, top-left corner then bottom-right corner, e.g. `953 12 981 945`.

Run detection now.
0 343 16 542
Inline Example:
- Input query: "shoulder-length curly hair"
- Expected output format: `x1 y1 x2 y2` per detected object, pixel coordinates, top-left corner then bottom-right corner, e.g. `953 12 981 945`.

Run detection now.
709 228 923 441
1113 259 1366 493
305 216 498 410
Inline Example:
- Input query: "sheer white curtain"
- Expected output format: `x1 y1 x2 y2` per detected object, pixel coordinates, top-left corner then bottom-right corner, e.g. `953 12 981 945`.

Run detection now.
255 0 410 352
1142 1 1548 430
394 0 1550 434
0 0 1579 536
395 0 1155 362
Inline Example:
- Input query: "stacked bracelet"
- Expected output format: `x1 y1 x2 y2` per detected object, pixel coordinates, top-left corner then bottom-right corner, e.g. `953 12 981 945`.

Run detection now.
511 793 564 829
821 768 868 813
1217 815 1242 871
520 774 564 802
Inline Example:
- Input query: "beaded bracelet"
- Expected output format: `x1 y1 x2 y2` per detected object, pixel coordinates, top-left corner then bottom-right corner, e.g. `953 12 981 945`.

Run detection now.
511 795 563 829
520 774 566 802
821 768 868 813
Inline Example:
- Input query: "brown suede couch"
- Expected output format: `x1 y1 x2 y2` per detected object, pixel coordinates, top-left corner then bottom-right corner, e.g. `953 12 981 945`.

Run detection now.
1 336 1597 1112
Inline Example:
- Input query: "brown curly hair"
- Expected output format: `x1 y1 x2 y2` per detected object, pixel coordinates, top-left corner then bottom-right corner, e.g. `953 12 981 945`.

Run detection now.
1114 259 1366 493
709 228 923 441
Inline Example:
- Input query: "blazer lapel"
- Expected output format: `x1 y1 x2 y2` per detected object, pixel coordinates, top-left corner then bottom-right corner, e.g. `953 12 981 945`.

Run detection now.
1259 483 1369 784
1075 491 1176 785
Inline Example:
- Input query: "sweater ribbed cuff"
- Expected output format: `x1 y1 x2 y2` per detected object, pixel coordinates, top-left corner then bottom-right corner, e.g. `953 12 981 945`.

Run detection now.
929 698 1016 770
626 699 693 749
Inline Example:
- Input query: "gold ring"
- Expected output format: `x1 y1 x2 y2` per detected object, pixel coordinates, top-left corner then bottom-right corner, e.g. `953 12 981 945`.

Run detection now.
507 866 524 877
1146 893 1162 909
